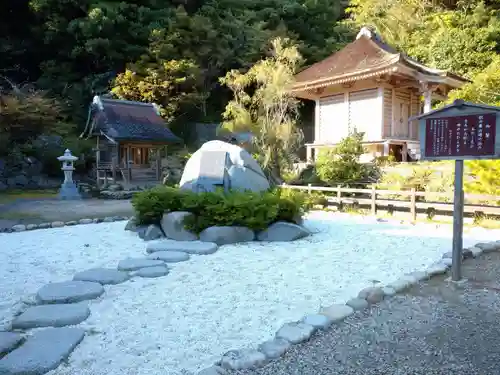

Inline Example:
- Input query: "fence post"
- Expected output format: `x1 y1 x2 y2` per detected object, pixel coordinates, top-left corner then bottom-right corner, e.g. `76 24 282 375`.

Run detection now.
410 187 417 222
371 186 377 215
307 183 312 194
336 185 341 200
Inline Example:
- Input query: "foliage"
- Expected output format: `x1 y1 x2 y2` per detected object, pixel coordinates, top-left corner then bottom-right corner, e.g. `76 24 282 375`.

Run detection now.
220 37 304 183
0 0 351 127
465 160 500 199
347 0 500 78
447 56 500 106
0 88 68 156
377 163 454 198
315 132 378 186
111 59 203 122
131 185 308 232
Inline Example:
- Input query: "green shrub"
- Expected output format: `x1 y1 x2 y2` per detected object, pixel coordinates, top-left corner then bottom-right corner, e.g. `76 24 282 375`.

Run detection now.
315 132 379 186
131 186 309 233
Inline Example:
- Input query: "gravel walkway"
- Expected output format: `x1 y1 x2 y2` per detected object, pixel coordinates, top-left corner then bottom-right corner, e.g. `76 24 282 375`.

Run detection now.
0 199 134 229
230 252 500 375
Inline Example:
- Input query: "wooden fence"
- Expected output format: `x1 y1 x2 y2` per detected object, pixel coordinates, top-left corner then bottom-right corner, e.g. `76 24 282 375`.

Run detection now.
280 183 500 221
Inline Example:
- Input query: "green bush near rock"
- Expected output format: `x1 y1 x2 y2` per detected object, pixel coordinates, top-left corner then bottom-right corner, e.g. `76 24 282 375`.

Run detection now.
132 186 309 233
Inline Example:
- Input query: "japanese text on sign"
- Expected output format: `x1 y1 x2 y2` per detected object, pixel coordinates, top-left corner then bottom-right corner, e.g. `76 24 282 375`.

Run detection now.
424 113 497 158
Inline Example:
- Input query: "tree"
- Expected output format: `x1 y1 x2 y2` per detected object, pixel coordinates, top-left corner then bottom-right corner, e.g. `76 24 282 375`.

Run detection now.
315 132 375 185
347 0 500 78
466 160 500 199
111 59 203 122
447 56 500 106
0 88 62 154
220 37 304 183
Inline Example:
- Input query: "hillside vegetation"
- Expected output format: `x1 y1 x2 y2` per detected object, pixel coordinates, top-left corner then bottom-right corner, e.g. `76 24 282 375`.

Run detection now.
1 0 499 184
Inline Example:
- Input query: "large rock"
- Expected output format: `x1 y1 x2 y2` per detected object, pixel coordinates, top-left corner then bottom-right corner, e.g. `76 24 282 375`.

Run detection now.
12 304 90 329
257 221 310 242
199 226 255 246
143 224 164 241
0 328 85 375
160 211 198 241
36 281 104 304
179 140 270 193
146 239 218 255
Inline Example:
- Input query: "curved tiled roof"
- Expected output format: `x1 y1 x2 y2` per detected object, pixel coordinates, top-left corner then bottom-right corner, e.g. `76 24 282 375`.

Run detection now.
89 97 181 143
293 27 467 89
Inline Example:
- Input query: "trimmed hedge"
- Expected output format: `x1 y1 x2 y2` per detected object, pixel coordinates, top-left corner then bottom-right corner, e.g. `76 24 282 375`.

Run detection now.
131 186 310 233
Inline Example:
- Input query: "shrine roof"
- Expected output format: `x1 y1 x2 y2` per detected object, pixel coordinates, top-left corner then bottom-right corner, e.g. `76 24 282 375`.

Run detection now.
292 27 467 91
82 96 182 143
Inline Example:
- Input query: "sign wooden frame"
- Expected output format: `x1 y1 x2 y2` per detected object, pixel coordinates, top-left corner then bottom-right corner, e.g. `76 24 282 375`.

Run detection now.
412 100 500 281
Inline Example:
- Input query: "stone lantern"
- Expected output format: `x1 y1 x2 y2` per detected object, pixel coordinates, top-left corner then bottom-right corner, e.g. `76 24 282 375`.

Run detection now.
57 149 81 200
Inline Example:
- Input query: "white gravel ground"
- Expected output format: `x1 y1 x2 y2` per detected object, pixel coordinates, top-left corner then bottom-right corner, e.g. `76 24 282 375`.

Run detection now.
0 211 497 375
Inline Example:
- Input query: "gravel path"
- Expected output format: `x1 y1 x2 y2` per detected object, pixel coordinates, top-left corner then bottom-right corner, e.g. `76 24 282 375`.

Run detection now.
0 199 134 229
231 252 500 375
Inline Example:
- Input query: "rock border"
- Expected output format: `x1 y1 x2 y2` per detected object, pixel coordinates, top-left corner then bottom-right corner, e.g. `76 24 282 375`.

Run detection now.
0 216 131 234
198 241 500 374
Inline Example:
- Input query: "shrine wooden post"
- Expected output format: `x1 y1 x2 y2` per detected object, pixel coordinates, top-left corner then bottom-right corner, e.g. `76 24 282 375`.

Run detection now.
412 100 500 281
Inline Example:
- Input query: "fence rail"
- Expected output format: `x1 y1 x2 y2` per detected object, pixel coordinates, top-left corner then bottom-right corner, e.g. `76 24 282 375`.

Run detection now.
281 183 500 221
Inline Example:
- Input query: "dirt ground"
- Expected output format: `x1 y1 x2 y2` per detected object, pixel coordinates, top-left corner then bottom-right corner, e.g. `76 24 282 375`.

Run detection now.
232 252 500 375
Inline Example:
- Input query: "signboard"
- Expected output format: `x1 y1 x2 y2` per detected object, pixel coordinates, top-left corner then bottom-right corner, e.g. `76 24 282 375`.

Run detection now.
424 113 497 159
416 101 500 282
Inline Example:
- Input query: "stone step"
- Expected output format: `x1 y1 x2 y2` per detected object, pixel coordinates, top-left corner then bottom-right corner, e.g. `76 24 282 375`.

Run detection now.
0 332 23 356
0 328 85 375
146 239 218 255
12 303 90 330
36 281 104 304
73 268 130 285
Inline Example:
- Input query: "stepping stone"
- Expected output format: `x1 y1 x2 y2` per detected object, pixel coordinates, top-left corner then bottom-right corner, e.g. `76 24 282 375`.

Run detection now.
135 266 169 278
36 281 104 304
146 239 218 255
117 258 165 271
73 268 130 285
0 332 22 355
12 304 90 329
0 328 84 375
146 251 190 263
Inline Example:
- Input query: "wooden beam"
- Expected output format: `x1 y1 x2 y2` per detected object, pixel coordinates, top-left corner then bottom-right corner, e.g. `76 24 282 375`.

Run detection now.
391 88 396 137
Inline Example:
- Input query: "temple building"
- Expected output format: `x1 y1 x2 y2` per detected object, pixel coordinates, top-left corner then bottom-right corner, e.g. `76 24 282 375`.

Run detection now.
291 27 468 162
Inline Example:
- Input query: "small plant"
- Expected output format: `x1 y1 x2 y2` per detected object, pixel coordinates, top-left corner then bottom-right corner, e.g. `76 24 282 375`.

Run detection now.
315 132 378 186
132 186 309 233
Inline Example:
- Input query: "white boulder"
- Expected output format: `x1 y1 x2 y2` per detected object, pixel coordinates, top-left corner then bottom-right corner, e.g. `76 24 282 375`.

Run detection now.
179 140 270 193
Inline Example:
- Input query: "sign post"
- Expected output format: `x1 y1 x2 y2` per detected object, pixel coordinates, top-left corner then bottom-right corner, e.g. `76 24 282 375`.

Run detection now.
451 160 464 281
414 100 500 282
